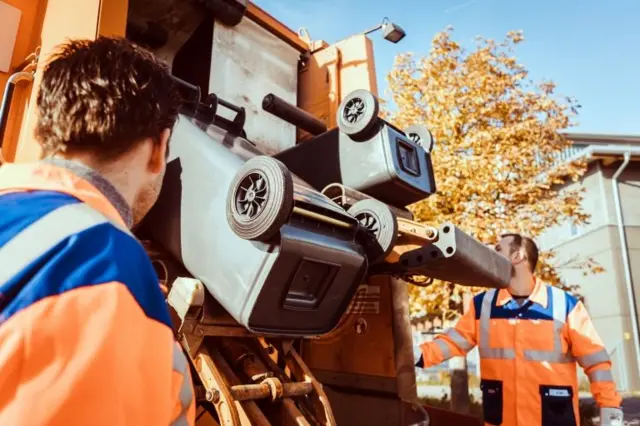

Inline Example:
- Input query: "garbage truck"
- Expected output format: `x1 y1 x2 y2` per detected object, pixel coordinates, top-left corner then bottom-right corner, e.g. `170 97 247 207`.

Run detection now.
0 1 512 424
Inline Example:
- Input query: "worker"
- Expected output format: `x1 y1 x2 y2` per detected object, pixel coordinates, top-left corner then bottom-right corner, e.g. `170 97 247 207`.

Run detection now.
415 233 623 426
0 37 195 425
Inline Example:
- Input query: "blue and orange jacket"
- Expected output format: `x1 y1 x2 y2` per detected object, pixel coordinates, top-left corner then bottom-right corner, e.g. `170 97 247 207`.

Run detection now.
417 280 621 426
0 161 196 425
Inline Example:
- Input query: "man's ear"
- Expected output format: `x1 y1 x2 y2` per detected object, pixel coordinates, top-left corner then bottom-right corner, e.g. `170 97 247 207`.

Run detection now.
148 128 171 174
512 248 525 265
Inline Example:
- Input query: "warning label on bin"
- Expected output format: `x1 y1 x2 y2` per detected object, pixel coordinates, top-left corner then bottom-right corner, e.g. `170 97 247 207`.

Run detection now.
346 284 380 315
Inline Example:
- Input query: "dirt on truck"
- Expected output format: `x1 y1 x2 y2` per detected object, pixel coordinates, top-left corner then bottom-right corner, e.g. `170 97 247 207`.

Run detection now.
0 1 513 424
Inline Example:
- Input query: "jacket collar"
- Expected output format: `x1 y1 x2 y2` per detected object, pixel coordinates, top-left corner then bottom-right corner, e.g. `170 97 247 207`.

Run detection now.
0 161 132 229
496 277 548 308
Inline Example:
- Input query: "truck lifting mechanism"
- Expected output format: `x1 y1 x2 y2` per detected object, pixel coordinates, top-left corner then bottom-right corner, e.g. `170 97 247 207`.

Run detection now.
0 0 513 424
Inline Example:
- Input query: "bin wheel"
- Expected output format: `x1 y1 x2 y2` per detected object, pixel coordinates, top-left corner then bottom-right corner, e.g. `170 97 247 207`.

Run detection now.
348 199 398 264
227 156 294 241
337 89 380 140
404 125 435 153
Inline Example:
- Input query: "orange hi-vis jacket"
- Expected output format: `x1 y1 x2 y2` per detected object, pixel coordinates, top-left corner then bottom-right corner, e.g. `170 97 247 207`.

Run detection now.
0 160 196 425
417 280 622 426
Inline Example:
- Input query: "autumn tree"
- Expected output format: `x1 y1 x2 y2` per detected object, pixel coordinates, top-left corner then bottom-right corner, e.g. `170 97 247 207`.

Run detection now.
384 27 600 321
384 27 603 415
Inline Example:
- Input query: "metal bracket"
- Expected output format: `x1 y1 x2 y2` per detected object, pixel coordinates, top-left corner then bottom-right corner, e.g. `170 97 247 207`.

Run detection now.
397 217 438 242
168 277 205 321
169 277 256 354
284 346 337 426
194 348 242 426
168 277 206 354
321 183 414 220
398 223 512 289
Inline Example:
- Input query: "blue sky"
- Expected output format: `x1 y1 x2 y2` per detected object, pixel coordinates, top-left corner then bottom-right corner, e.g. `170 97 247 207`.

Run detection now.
253 0 640 135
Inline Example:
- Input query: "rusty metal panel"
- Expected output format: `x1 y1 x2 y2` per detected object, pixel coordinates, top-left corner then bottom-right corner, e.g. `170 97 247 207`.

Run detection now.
127 0 205 67
209 16 299 154
301 276 397 380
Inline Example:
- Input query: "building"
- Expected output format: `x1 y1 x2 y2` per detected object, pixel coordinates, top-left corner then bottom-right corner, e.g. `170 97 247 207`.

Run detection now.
537 133 640 392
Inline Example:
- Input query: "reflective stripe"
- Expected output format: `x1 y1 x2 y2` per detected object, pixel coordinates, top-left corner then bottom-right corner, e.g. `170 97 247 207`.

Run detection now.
173 342 188 373
435 338 452 360
479 289 515 360
480 347 517 360
446 329 474 352
522 350 572 363
433 338 452 361
588 369 614 383
171 344 194 426
171 416 190 426
0 203 110 286
523 287 573 363
179 368 194 407
577 349 610 369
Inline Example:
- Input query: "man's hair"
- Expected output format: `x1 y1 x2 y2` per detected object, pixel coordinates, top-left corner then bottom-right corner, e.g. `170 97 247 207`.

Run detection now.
501 233 539 273
35 36 181 161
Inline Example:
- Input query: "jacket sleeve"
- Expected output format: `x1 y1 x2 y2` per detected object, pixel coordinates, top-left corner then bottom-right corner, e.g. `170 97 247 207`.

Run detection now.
567 301 622 408
417 302 478 368
0 281 196 426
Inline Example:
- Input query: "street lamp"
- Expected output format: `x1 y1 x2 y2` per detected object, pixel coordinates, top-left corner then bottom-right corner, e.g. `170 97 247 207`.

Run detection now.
361 17 406 44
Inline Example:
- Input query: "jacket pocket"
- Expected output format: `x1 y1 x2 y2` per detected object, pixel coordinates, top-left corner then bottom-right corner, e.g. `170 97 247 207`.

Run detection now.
480 379 503 425
539 385 577 426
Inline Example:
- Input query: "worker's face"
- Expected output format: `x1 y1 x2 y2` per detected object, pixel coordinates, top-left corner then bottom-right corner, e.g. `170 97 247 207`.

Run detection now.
495 236 526 268
132 129 170 226
494 237 512 259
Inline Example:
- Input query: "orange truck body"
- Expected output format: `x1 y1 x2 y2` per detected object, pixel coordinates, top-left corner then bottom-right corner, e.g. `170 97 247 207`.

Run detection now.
0 2 480 425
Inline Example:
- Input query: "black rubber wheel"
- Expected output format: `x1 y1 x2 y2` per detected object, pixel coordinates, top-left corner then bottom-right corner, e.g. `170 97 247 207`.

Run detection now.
348 199 398 264
337 89 380 140
404 125 435 153
226 156 294 241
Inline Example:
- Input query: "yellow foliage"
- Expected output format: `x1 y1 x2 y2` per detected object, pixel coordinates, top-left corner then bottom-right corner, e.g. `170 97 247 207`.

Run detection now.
384 28 600 319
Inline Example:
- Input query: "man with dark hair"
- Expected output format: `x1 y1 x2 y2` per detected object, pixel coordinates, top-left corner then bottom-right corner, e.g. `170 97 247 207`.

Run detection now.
495 233 540 305
415 233 623 426
0 37 194 425
499 233 539 271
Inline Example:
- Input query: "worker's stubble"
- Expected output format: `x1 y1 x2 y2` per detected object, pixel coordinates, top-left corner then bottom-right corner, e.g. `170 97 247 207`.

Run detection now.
132 168 165 227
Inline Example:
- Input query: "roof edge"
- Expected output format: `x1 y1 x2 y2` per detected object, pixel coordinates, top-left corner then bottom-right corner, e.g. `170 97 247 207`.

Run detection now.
562 132 640 145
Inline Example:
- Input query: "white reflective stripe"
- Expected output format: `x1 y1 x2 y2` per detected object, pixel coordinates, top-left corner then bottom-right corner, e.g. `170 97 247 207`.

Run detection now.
446 329 474 352
551 286 567 324
479 347 517 360
524 287 573 363
479 289 496 349
179 367 194 407
0 203 111 287
171 344 194 426
478 290 516 360
173 343 188 373
577 349 610 369
171 416 190 426
523 350 573 363
435 339 452 360
588 369 614 383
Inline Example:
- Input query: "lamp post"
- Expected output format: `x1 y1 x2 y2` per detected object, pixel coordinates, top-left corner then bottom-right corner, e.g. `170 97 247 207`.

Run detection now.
361 17 406 44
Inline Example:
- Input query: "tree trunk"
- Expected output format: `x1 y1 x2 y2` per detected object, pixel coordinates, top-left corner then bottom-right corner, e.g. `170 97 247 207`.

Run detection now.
449 292 472 414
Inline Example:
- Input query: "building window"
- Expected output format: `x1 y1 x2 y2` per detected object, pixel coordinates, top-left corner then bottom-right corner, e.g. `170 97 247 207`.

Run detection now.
569 222 580 237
